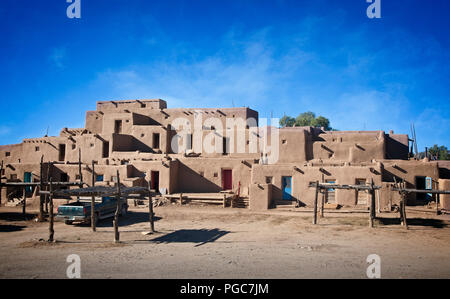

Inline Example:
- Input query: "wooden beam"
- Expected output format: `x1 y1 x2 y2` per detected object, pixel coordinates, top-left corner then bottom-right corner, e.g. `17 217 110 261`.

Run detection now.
39 156 44 221
369 178 375 228
113 170 121 243
48 180 54 242
22 187 26 216
148 180 155 233
313 180 319 225
91 160 96 232
0 160 3 207
320 174 325 218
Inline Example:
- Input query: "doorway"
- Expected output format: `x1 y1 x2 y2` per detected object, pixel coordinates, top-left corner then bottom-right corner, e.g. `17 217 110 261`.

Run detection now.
415 176 426 201
58 144 66 161
222 169 232 190
114 120 123 134
282 176 292 200
151 171 160 192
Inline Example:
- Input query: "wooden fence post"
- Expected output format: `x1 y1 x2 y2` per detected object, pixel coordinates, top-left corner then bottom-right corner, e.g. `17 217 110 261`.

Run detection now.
313 181 319 224
223 194 226 208
148 180 155 233
179 193 183 205
0 160 3 207
48 179 54 242
320 174 325 218
369 179 376 228
22 187 26 215
91 160 96 232
113 170 121 243
39 156 44 221
44 162 51 213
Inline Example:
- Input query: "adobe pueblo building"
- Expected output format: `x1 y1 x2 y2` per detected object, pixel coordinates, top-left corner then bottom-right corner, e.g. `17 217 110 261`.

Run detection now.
0 99 449 211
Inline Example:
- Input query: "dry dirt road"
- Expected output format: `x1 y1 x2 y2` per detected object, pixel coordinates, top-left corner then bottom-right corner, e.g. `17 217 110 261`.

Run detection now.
0 204 449 279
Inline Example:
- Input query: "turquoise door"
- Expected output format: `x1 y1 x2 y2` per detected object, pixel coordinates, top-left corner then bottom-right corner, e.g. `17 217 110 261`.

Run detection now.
282 176 292 200
24 172 32 192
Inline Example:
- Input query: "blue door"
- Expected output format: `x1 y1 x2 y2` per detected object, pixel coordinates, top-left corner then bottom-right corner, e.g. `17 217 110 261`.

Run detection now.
24 172 32 192
282 176 292 200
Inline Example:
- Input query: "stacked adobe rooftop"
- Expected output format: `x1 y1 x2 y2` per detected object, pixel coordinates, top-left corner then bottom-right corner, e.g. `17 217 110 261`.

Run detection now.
0 99 448 210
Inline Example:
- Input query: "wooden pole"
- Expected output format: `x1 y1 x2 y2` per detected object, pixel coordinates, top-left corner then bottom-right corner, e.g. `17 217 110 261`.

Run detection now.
402 194 408 230
22 187 26 215
436 193 440 216
223 193 227 208
44 162 50 213
369 179 375 228
113 170 121 243
91 160 96 232
48 179 54 242
313 181 319 224
0 160 3 207
148 180 155 233
179 193 183 205
320 174 325 218
78 148 83 188
39 156 44 221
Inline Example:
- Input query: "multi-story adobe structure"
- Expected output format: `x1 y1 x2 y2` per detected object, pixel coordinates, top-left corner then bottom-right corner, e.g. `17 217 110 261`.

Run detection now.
0 99 449 211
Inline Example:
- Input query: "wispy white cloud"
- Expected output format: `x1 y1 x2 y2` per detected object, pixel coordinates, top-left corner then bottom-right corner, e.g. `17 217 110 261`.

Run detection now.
49 47 67 68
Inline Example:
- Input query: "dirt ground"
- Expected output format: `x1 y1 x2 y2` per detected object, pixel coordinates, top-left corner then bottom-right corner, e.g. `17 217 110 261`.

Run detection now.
0 203 449 279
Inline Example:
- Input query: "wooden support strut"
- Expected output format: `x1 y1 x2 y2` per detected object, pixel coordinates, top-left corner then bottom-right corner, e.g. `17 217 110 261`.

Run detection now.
313 180 319 225
320 174 325 218
22 187 26 215
369 178 375 228
39 156 44 221
0 160 3 207
148 180 155 233
48 179 54 242
91 160 96 232
113 170 121 243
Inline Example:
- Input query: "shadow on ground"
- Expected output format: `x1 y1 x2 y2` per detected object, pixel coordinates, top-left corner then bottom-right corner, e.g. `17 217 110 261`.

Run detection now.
0 224 27 232
0 212 36 221
150 229 229 247
377 217 448 228
73 211 162 228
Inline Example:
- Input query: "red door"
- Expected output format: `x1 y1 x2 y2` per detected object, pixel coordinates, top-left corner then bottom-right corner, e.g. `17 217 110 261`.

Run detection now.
222 169 232 190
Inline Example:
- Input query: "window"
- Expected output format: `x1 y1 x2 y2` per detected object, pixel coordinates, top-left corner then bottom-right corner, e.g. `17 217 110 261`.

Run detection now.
5 152 10 157
114 120 123 134
265 176 273 184
58 144 66 161
102 141 109 158
96 175 104 182
35 146 40 151
10 174 17 180
153 133 160 149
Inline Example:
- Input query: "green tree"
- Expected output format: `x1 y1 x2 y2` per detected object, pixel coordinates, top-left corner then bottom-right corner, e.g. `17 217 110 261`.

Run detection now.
428 144 450 160
280 111 334 130
279 115 296 127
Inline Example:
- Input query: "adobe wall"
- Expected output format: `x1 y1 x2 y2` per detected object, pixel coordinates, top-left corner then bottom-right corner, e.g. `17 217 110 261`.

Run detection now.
381 159 439 203
249 183 272 211
174 157 253 195
251 162 383 207
439 179 450 210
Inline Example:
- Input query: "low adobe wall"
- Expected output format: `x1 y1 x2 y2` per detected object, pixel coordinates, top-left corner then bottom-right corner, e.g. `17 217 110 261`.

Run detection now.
439 179 450 210
249 183 272 211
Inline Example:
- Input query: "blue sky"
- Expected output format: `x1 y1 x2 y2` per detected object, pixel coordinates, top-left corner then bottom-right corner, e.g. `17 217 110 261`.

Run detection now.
0 0 449 151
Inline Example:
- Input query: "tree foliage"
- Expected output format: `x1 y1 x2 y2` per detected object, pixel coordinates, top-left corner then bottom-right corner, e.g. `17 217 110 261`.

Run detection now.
280 111 333 131
428 144 450 160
